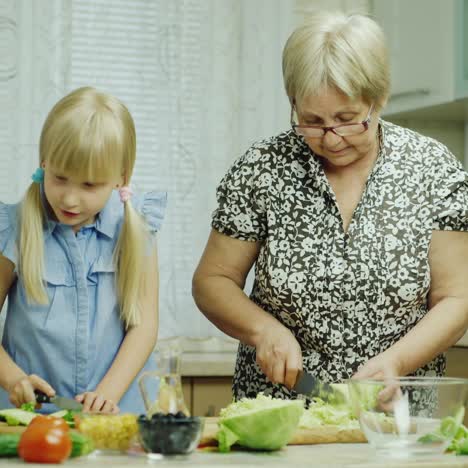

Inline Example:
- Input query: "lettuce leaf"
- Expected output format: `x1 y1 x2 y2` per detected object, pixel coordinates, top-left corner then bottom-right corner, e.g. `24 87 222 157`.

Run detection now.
299 398 359 429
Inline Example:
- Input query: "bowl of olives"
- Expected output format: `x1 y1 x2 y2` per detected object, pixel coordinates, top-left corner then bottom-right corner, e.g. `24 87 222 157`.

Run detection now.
137 412 204 455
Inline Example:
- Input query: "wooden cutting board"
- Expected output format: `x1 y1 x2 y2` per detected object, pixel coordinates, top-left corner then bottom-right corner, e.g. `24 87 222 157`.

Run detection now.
199 417 367 446
1 418 368 446
0 422 27 434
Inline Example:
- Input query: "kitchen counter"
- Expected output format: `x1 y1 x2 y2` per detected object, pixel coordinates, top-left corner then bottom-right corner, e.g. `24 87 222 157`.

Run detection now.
1 445 466 467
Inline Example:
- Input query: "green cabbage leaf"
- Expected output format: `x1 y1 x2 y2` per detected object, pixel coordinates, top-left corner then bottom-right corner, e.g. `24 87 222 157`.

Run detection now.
217 393 304 452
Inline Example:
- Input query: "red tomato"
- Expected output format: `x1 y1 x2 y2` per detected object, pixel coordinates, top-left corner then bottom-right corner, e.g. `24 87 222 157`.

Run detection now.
18 416 72 464
29 415 69 431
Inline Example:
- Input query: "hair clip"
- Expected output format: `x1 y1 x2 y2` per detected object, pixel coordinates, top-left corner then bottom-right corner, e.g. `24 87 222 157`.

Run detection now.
31 167 44 184
119 186 133 203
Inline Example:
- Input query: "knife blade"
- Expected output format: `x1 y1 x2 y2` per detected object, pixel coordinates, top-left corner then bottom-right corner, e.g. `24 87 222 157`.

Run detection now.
293 370 347 405
34 390 83 411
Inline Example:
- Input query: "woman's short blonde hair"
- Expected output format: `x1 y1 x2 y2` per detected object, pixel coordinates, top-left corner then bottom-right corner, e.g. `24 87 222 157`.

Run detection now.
282 11 390 109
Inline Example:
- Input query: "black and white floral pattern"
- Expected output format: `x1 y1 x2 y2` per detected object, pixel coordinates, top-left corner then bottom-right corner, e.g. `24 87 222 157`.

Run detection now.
211 120 468 400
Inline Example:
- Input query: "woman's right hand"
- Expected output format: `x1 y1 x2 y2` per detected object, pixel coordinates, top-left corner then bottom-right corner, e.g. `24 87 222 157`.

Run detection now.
254 322 303 389
8 374 55 408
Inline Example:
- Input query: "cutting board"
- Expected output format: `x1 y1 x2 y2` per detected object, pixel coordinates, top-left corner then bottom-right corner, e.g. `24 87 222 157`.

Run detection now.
0 422 27 434
199 417 367 446
0 422 79 435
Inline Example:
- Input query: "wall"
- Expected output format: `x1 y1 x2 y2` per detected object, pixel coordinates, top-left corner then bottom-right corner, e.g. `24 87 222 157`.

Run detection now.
387 119 465 162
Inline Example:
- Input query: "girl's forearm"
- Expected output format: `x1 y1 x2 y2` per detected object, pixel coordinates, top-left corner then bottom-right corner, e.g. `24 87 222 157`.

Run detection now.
0 346 27 392
386 297 468 376
95 324 158 403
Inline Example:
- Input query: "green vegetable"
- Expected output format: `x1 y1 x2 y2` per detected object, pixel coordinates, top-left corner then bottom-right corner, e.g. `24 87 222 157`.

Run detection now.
19 403 35 413
70 432 94 457
418 406 467 455
456 438 468 455
50 410 79 427
299 398 359 429
0 431 93 458
217 393 304 452
0 434 21 457
0 409 37 426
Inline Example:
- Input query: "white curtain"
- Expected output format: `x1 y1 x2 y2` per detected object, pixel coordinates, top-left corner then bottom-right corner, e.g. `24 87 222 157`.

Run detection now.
0 0 369 340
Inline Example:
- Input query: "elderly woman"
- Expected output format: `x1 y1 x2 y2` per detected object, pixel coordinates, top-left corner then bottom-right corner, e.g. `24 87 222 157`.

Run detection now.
192 11 468 400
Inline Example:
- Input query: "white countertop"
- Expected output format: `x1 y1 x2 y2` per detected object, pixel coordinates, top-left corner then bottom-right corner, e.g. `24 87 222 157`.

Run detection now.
1 445 466 467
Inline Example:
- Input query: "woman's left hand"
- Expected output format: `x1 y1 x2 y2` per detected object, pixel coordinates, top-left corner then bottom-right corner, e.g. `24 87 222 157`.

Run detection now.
352 351 403 380
75 391 120 414
352 352 405 412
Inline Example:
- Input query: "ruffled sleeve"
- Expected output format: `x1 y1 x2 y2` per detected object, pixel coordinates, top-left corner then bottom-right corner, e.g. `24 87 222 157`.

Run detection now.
139 191 167 234
0 203 18 266
432 156 468 232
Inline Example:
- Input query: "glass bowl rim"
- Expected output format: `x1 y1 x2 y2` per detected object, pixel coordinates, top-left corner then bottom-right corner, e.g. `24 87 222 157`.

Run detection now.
347 376 468 386
138 416 203 424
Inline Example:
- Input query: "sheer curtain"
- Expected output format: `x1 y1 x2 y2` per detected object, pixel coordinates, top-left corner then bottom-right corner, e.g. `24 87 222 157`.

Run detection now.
68 0 296 339
0 0 369 340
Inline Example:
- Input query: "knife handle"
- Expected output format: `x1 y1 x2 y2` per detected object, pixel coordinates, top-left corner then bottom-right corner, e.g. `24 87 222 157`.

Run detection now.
34 390 51 404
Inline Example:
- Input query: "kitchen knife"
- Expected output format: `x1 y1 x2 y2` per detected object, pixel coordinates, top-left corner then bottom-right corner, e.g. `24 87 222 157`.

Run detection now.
293 370 347 405
34 390 83 411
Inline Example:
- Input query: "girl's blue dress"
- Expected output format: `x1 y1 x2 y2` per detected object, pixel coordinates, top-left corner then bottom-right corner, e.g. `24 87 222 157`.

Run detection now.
0 189 167 413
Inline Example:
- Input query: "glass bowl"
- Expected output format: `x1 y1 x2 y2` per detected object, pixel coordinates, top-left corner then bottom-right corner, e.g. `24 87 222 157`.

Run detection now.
137 413 204 456
348 377 468 459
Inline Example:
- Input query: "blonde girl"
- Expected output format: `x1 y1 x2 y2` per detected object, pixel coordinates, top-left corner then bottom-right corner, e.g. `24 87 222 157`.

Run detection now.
0 87 166 413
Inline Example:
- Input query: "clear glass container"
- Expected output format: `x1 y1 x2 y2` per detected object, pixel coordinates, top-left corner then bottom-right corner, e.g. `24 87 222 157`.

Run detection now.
349 377 468 459
138 338 190 416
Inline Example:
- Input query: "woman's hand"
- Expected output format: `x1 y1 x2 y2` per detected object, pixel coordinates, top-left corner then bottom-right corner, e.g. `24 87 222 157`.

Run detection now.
254 322 303 389
352 352 404 413
8 374 55 408
75 391 120 414
352 351 403 380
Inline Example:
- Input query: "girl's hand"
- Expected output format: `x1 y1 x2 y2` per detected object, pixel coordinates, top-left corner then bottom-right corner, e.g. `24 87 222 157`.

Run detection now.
254 322 302 389
75 391 120 414
8 374 55 408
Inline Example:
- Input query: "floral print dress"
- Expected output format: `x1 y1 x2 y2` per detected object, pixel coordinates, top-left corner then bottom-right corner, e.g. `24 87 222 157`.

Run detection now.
211 120 468 400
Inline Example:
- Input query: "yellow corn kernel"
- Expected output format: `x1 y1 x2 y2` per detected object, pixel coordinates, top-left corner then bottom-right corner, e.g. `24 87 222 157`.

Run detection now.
78 414 138 451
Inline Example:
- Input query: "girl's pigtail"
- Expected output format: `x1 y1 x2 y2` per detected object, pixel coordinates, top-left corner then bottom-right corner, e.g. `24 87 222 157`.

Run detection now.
19 183 48 304
114 200 151 328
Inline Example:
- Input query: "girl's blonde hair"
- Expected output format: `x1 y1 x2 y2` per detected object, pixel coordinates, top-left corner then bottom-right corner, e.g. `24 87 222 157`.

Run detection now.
282 11 390 108
19 87 151 328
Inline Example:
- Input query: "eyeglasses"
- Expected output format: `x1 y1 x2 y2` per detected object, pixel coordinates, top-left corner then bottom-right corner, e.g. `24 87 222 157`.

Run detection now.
291 104 374 138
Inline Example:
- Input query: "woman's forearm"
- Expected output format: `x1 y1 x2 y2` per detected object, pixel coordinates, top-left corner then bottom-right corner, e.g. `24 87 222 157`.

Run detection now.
386 297 468 376
192 274 283 347
95 324 158 403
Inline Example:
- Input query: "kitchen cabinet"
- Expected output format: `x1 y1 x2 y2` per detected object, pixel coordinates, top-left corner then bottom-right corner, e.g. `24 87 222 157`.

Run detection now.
182 377 232 417
446 346 468 426
373 0 468 119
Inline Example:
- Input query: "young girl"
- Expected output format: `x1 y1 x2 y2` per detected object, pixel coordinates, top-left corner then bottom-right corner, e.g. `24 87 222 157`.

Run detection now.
0 87 166 414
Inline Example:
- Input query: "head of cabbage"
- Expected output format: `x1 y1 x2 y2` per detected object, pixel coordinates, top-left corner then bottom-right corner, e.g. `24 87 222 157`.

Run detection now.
217 393 304 452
